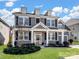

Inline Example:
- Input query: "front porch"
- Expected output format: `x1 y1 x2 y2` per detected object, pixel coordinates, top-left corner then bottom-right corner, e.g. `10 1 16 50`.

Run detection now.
12 29 70 46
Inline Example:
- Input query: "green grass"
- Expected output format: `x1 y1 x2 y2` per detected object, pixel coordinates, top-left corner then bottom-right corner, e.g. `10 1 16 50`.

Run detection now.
0 46 79 59
73 41 79 45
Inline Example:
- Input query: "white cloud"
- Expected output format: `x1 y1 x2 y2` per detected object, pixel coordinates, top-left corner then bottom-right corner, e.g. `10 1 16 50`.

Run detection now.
35 4 44 8
63 8 69 14
5 1 14 7
11 8 20 13
0 8 20 26
60 15 71 22
52 7 63 13
5 0 17 7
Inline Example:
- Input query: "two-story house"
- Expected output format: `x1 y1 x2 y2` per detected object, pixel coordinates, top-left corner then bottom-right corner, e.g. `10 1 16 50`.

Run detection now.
12 7 71 46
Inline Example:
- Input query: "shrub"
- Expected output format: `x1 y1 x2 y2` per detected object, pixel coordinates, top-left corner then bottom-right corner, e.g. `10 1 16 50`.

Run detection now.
63 41 69 47
68 39 73 44
3 43 41 54
48 43 57 47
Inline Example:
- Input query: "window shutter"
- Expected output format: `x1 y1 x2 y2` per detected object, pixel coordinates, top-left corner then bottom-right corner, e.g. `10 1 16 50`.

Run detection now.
29 32 31 40
29 17 31 26
55 32 57 40
44 18 46 25
15 16 18 26
15 31 18 40
55 19 57 27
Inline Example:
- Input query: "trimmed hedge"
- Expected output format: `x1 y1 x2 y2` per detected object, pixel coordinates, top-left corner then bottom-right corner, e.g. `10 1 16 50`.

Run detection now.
3 44 41 55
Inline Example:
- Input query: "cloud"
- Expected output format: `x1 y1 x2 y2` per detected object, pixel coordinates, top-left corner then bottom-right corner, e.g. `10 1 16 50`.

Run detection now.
5 0 17 7
11 8 20 13
63 8 69 14
51 5 79 22
35 4 44 8
0 8 20 26
5 1 14 7
52 7 63 13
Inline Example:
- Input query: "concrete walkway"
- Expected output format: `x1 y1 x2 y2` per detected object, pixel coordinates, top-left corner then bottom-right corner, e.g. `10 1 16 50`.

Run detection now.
69 45 79 48
64 55 79 59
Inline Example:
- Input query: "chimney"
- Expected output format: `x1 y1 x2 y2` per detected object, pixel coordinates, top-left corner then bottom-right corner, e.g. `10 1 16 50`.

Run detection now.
21 6 27 13
45 10 52 16
34 8 40 15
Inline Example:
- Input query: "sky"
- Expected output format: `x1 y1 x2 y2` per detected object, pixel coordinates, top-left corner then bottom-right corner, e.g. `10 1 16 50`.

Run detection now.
0 0 79 26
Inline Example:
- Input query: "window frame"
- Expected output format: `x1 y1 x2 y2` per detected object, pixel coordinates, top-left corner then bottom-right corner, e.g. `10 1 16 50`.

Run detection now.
46 18 55 27
18 16 29 26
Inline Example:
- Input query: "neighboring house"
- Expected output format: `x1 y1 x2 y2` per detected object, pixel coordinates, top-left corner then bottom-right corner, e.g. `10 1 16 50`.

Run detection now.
66 19 79 41
0 18 10 45
12 7 71 46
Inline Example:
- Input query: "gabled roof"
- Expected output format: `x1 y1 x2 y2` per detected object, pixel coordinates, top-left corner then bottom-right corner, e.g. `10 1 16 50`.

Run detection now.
58 20 71 30
66 18 79 26
0 18 10 27
31 22 49 29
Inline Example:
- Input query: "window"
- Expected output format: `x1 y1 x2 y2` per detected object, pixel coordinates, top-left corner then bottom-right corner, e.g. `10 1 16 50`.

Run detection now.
64 36 68 41
47 19 55 27
18 17 23 25
58 24 63 29
58 32 62 43
64 32 69 35
64 32 69 41
49 32 55 40
47 20 50 26
18 31 23 40
51 20 55 26
18 31 29 40
18 16 29 26
24 32 29 40
24 17 29 26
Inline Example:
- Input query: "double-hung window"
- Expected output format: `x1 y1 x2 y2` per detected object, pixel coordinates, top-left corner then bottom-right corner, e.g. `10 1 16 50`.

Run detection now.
64 32 69 41
24 17 29 26
47 19 55 27
18 31 29 40
49 32 55 41
18 17 23 26
18 16 29 26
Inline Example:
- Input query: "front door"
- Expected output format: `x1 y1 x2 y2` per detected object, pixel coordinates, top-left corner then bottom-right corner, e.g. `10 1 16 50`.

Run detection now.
35 33 42 45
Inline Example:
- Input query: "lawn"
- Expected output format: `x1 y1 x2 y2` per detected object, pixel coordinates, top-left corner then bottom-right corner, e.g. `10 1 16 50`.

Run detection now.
0 46 79 59
73 41 79 45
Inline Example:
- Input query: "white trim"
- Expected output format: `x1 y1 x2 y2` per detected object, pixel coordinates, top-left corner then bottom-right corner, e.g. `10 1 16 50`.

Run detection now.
18 16 29 26
46 18 55 27
31 22 49 29
46 30 49 46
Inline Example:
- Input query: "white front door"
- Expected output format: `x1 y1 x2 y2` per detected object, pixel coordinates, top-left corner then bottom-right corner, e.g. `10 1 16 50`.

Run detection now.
34 33 42 45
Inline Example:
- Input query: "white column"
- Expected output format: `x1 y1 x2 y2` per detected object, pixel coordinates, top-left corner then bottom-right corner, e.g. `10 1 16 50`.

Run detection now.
12 30 15 47
62 31 64 44
31 31 33 43
46 30 49 46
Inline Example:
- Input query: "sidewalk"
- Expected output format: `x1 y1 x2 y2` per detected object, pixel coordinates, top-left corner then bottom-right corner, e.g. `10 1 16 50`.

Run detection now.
64 55 79 59
69 45 79 48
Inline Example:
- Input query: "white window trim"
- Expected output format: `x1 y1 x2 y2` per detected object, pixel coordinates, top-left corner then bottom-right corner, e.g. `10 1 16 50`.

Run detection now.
49 32 55 41
18 31 29 41
57 32 62 41
64 35 68 41
47 19 55 27
18 16 29 26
